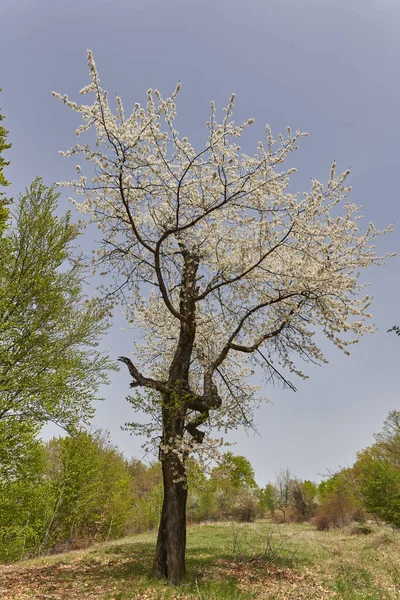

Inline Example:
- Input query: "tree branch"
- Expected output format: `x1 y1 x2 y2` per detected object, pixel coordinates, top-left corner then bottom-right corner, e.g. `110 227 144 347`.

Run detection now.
118 356 169 393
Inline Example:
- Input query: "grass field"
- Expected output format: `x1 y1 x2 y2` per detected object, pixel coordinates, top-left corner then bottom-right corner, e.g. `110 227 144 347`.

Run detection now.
1 520 400 599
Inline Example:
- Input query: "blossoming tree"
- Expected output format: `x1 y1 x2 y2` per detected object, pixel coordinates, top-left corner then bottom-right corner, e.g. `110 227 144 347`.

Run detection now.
54 51 391 583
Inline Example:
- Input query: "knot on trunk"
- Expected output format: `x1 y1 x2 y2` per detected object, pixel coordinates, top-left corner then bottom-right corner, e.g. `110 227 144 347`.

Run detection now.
184 378 222 444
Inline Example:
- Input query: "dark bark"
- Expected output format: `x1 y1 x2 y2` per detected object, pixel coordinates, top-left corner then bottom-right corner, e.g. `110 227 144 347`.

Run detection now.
152 429 188 584
151 251 199 584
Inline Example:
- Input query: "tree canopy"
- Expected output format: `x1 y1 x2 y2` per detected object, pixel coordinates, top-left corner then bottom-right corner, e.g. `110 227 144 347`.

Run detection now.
0 178 113 477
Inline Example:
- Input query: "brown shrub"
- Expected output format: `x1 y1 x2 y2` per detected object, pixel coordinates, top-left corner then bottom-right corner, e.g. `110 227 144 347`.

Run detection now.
313 492 366 531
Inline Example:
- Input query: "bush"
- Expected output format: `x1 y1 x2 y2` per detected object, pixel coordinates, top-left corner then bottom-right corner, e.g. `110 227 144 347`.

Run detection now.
313 514 332 532
231 493 261 523
313 492 366 530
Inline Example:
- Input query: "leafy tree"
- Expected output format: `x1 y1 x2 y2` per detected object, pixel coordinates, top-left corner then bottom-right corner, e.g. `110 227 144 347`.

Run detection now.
352 412 400 528
55 51 391 582
0 178 112 478
359 457 400 528
316 469 365 529
373 410 400 467
186 462 217 523
0 436 53 561
302 480 318 505
209 452 260 521
259 483 277 513
42 431 131 550
212 452 257 490
0 89 11 232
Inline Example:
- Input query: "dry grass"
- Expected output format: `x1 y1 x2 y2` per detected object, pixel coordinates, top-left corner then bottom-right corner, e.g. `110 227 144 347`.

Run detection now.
0 521 399 599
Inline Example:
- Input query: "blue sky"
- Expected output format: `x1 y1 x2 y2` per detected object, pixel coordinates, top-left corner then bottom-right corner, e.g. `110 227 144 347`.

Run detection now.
1 0 399 485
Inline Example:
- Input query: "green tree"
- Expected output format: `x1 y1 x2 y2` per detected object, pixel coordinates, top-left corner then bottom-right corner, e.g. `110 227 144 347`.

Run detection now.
259 483 277 513
212 452 257 490
127 460 163 532
0 436 54 561
210 453 261 522
316 469 364 528
0 90 11 232
0 179 112 475
42 431 131 550
373 410 400 466
360 458 400 528
353 412 400 528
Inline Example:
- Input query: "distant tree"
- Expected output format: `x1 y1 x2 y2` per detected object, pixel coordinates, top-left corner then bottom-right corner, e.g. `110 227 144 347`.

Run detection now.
316 469 365 529
275 468 292 520
290 479 317 521
126 460 164 533
373 410 400 466
259 483 277 513
359 457 400 528
271 471 317 522
209 453 260 522
212 452 257 490
353 411 400 528
55 50 392 582
302 480 318 504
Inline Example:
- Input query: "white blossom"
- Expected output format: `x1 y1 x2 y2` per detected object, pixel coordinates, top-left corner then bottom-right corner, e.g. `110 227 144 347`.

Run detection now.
54 51 394 458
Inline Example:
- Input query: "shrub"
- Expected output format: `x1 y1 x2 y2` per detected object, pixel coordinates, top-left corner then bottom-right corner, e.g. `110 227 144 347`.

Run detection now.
231 493 261 523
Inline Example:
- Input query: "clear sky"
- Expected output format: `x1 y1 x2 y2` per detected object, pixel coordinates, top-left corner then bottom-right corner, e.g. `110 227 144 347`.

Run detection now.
1 0 399 485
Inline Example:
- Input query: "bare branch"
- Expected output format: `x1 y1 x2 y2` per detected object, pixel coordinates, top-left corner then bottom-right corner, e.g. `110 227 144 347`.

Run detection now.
118 356 169 394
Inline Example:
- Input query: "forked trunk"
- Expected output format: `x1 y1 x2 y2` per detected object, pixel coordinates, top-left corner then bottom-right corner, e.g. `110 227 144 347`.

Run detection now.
152 432 187 584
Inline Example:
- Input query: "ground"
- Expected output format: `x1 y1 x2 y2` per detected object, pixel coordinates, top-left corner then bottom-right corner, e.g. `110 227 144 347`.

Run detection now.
0 521 399 599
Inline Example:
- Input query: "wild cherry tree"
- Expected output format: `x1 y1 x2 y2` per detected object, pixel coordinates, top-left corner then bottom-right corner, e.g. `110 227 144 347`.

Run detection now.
54 51 391 583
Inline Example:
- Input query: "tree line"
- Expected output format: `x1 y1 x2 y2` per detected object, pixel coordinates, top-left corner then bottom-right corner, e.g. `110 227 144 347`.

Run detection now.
0 431 258 562
1 410 400 563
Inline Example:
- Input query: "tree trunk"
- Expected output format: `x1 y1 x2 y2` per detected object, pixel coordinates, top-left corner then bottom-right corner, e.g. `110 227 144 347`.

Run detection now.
151 251 198 584
152 428 187 584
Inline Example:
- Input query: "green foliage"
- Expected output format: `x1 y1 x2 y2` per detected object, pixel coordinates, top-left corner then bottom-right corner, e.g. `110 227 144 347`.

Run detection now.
259 483 277 512
358 458 400 528
373 410 400 466
126 460 163 532
212 452 257 491
315 412 400 530
302 480 318 504
349 411 400 529
0 430 136 562
264 470 318 523
0 179 113 469
0 90 11 233
42 431 132 551
193 454 262 522
0 434 54 561
315 469 364 530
